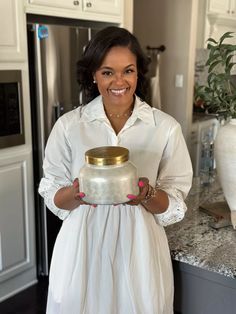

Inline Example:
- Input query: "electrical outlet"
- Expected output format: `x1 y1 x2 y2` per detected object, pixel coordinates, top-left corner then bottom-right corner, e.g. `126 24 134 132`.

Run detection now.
175 74 184 88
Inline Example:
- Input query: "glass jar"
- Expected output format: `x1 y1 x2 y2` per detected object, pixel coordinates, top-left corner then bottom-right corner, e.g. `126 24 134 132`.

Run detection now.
79 146 139 204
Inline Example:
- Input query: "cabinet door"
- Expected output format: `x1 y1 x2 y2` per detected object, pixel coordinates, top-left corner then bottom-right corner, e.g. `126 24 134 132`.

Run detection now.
208 0 231 14
83 0 121 16
0 0 26 61
230 0 236 15
0 162 26 273
28 0 81 10
0 152 35 282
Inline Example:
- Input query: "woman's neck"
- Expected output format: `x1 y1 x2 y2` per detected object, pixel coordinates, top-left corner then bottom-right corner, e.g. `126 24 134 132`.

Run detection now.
103 98 135 135
103 97 135 117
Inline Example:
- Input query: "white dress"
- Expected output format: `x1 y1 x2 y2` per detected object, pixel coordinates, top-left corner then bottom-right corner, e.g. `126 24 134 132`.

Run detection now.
39 95 193 314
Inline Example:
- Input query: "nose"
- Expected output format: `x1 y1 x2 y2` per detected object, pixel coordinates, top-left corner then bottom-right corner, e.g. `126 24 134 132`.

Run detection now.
114 73 125 84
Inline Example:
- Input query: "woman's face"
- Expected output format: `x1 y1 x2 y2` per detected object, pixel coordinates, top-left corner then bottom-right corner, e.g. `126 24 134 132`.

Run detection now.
93 46 138 109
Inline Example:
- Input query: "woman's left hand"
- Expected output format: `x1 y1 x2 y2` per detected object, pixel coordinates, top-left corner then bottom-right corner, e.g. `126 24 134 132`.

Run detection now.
126 177 149 206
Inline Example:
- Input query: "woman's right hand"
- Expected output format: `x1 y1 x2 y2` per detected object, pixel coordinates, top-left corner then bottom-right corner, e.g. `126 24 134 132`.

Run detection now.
73 178 86 204
54 178 90 210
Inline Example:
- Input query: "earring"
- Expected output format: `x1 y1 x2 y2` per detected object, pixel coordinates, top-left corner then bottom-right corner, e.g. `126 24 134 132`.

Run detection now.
93 79 96 84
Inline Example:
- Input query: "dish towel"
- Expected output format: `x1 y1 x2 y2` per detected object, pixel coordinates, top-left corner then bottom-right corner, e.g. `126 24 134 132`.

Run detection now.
150 53 161 110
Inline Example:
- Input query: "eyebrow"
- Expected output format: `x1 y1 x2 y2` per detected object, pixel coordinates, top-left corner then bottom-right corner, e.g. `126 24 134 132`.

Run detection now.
98 64 136 70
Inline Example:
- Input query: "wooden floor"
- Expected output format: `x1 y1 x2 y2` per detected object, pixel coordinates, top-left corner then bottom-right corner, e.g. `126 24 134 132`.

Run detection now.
0 278 181 313
0 277 48 314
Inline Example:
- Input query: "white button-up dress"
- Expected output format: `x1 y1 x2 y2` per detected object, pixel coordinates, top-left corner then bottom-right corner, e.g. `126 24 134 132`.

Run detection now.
39 95 193 314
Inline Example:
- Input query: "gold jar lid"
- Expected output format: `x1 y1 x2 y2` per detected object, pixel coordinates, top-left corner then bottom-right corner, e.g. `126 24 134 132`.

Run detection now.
85 146 129 166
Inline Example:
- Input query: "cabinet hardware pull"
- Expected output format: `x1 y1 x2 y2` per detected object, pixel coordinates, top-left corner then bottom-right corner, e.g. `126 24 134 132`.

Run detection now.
232 10 235 14
73 0 80 5
86 2 92 7
227 10 230 13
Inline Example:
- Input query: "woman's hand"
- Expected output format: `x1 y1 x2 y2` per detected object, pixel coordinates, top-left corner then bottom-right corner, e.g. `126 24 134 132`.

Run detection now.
54 178 97 210
126 177 149 206
73 178 86 204
126 177 169 214
73 178 98 207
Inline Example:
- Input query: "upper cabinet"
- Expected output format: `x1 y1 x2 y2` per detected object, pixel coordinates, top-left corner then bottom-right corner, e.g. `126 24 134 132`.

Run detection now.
27 0 82 11
207 0 235 16
83 0 121 16
206 0 236 29
196 0 236 48
0 0 27 62
25 0 124 23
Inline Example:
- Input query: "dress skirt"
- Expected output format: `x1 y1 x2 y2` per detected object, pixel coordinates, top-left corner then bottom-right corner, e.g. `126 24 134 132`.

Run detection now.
46 204 174 314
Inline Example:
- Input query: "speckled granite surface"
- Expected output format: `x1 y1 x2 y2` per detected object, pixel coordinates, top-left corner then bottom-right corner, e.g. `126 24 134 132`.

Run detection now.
165 179 236 279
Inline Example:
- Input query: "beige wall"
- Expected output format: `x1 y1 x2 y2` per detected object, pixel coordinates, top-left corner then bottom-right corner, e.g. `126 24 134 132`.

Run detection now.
133 0 199 144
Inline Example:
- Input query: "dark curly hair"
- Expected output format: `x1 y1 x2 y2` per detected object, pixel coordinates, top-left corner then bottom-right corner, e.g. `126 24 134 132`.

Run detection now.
77 26 150 104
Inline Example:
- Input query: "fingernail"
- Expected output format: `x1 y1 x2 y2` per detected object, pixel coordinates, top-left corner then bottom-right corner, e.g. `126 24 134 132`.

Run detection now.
127 194 137 200
138 181 145 187
78 192 85 198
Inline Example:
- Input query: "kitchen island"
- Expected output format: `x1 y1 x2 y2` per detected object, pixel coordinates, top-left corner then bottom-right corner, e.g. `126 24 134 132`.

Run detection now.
166 179 236 314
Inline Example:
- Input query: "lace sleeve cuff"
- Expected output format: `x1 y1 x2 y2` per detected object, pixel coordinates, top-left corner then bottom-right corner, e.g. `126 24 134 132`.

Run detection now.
154 188 187 226
38 179 71 221
154 195 186 226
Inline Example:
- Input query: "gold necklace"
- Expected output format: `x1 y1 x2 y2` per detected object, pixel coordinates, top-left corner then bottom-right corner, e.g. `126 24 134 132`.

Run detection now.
107 110 133 118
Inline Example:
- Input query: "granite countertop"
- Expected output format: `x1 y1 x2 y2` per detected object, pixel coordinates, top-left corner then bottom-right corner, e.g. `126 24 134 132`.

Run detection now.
165 179 236 279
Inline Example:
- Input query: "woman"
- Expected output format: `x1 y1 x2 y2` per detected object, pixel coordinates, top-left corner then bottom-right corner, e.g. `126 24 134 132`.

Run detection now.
39 26 193 314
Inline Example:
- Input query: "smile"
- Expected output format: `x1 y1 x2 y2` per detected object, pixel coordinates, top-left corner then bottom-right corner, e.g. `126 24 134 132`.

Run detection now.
109 88 128 95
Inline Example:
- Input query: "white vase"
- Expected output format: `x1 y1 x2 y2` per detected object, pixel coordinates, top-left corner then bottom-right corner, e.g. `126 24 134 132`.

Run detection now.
215 118 236 229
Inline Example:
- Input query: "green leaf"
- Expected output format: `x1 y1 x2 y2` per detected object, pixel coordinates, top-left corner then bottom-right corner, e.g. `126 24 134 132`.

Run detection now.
208 60 222 72
228 62 236 72
226 54 234 67
219 32 235 45
207 38 217 44
206 53 221 65
227 45 236 51
197 32 236 118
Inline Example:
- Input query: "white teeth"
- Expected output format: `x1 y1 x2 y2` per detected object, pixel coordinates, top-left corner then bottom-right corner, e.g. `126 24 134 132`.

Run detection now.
110 88 127 95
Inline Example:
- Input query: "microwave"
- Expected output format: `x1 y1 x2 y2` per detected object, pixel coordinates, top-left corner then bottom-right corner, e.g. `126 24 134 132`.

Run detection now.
0 70 25 149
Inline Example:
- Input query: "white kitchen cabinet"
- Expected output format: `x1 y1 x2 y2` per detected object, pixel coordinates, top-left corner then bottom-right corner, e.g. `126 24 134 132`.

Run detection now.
196 0 236 49
206 0 236 38
25 0 124 23
0 148 37 301
83 0 121 16
208 0 236 16
27 0 82 11
0 0 27 61
28 0 121 15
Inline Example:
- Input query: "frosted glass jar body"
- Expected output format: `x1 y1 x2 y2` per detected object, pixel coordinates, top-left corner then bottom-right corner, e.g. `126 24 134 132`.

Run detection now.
79 161 139 204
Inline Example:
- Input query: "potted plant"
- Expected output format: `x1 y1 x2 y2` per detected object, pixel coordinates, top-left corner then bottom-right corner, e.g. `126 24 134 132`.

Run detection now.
195 31 236 119
195 32 236 229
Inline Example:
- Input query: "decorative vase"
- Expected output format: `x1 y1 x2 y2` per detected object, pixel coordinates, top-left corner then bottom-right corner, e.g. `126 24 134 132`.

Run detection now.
214 119 236 229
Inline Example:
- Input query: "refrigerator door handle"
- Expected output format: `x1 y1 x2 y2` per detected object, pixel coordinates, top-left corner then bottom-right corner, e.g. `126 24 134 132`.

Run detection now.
53 102 64 123
34 24 49 275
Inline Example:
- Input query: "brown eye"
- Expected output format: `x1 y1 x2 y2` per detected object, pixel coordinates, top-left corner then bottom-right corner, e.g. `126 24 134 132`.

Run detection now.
102 71 113 76
125 68 135 74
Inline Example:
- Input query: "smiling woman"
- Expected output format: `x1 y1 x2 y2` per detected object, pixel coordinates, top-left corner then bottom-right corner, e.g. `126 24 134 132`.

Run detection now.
38 26 193 314
93 46 138 133
94 46 138 103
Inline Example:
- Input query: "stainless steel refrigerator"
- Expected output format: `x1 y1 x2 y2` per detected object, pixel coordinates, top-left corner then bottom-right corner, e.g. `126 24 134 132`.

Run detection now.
27 15 113 276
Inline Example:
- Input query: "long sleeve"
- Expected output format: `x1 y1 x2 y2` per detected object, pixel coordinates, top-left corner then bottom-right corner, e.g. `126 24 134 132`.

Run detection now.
38 118 72 220
154 123 193 226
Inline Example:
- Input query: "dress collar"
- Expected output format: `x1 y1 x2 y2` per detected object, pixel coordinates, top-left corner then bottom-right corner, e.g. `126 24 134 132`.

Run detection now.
80 95 156 126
